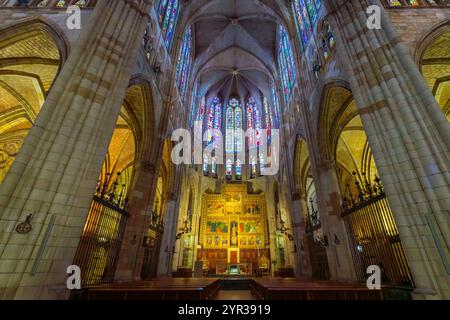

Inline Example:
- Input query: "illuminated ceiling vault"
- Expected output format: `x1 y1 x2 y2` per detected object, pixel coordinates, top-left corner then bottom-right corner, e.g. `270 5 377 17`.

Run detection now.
190 0 282 103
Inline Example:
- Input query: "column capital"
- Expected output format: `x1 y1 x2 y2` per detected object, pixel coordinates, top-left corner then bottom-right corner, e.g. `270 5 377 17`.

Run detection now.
317 158 336 171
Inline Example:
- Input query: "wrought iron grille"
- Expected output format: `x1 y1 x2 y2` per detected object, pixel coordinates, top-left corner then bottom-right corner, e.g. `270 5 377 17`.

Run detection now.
73 173 129 287
305 198 330 279
342 174 414 288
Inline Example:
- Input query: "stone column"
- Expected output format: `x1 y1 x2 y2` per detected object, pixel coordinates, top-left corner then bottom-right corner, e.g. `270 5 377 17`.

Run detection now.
291 192 313 277
0 0 152 299
265 181 280 275
115 161 156 281
164 167 185 274
157 168 183 276
326 0 450 299
190 177 203 273
315 160 357 281
157 197 179 276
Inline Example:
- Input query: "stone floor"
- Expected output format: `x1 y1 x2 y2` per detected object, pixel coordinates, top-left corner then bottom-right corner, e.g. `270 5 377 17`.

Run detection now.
213 289 256 300
212 279 256 300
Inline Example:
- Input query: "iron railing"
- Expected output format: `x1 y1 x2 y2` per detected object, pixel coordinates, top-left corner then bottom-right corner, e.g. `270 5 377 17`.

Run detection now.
72 173 129 287
342 174 415 288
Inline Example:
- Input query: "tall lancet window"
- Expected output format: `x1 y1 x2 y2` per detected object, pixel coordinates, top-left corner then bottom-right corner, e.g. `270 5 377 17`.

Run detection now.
175 27 193 102
156 0 180 50
278 26 297 104
261 96 273 165
203 97 223 176
194 95 205 142
226 104 235 177
246 96 262 178
225 98 242 180
293 0 322 50
271 85 281 128
234 104 243 179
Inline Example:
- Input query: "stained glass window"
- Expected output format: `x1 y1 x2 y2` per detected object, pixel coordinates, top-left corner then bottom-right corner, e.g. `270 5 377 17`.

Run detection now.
235 106 243 155
203 97 223 175
278 26 297 104
247 97 256 148
255 106 262 147
156 0 180 50
263 97 272 131
263 96 272 148
226 106 235 153
246 96 264 178
194 95 205 139
224 98 243 179
199 96 206 123
175 27 193 102
271 85 281 128
293 0 322 50
235 105 243 179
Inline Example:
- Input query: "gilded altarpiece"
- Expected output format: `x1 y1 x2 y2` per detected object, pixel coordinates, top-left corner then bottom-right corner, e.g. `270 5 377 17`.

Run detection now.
198 184 270 275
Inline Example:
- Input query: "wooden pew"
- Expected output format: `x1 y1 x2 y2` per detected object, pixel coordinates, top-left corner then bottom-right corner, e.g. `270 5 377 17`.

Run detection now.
250 278 383 300
80 278 221 300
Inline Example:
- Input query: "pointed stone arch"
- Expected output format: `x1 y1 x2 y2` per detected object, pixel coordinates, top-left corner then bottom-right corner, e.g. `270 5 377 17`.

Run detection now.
0 17 68 183
414 20 450 121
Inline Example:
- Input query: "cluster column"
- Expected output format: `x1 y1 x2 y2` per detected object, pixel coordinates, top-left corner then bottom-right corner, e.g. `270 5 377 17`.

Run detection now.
0 0 152 299
326 0 450 299
115 161 157 281
315 160 357 281
291 192 313 277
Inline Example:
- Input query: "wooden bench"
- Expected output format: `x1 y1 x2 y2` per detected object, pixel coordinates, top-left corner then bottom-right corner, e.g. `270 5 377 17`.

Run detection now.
250 278 383 300
78 278 221 300
173 268 193 278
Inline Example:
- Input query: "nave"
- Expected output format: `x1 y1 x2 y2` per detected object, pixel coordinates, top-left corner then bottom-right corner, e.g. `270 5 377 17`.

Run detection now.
75 277 393 301
0 0 449 301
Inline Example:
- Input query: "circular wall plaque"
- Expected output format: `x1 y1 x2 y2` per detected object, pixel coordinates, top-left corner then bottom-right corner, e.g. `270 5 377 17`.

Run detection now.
16 214 33 234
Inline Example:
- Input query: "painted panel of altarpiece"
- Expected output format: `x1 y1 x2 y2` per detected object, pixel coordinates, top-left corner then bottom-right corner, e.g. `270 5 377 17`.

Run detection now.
198 184 270 273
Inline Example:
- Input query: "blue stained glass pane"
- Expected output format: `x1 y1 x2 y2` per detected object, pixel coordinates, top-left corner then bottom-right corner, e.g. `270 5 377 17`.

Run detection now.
293 0 310 48
155 0 180 50
235 107 243 152
254 105 262 147
164 0 180 49
306 0 318 23
213 98 222 131
199 96 205 121
247 97 256 148
161 0 173 34
205 96 222 149
157 0 169 24
272 85 281 128
293 0 322 50
226 107 234 153
263 97 271 129
175 27 192 101
278 26 297 104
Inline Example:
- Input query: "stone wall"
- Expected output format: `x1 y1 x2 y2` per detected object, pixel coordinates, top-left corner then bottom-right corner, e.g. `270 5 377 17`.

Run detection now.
387 8 450 61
